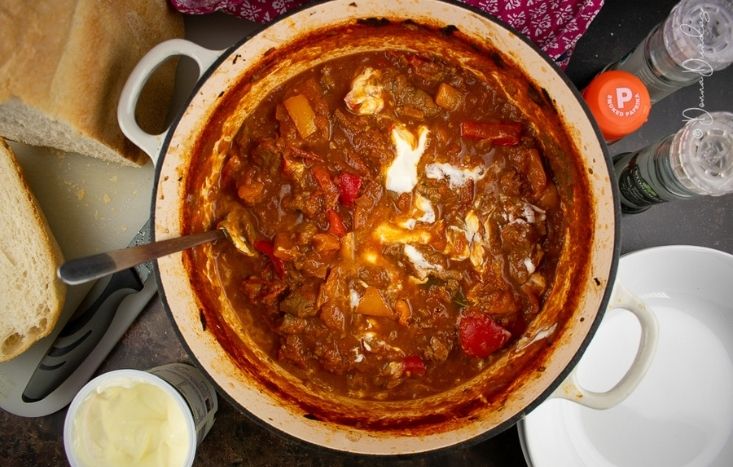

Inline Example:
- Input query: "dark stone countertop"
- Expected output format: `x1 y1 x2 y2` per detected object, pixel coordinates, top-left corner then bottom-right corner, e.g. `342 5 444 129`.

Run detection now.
1 0 731 465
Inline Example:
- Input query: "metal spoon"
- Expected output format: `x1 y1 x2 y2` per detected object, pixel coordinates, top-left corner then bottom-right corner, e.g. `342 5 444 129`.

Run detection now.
58 207 258 285
57 229 227 285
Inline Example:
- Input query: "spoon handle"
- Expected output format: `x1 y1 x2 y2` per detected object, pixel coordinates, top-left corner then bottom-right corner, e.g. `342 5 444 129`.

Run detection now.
58 229 225 285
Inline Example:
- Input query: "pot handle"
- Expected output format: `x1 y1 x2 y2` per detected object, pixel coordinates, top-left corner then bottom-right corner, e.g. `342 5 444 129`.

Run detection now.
551 283 658 409
117 39 222 165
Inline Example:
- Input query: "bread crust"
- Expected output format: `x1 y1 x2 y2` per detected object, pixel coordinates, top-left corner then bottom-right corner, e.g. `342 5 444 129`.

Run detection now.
0 139 66 362
0 1 185 166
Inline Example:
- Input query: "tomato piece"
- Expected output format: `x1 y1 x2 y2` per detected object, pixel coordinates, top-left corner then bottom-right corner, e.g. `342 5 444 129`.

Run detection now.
460 121 522 146
327 210 347 237
458 313 511 358
336 172 362 205
403 355 426 377
253 240 285 278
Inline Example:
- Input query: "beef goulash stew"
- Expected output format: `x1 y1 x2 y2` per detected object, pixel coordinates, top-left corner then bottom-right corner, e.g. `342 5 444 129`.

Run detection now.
184 23 590 405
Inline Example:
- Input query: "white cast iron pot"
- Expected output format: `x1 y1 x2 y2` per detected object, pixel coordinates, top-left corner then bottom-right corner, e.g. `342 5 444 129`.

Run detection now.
118 0 657 455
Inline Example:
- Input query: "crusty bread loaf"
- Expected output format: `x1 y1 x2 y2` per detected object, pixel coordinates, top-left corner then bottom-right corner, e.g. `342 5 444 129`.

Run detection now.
0 139 66 362
0 1 184 166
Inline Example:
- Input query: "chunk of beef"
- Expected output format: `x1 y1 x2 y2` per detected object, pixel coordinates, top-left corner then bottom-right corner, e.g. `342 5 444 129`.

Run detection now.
279 335 309 368
279 286 318 318
387 74 441 119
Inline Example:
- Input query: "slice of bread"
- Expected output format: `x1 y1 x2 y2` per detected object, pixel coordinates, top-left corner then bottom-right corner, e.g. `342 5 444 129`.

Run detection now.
0 139 66 362
0 1 184 166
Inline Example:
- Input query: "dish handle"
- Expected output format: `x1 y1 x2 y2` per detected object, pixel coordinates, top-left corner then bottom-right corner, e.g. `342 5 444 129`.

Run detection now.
551 283 658 409
117 39 223 166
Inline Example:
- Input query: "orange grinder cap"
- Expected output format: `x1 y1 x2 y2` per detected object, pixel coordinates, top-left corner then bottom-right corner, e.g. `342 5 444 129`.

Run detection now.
582 70 651 142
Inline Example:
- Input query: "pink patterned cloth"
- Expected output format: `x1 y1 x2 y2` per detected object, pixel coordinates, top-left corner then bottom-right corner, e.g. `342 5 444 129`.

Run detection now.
169 0 604 68
169 0 310 23
460 0 604 67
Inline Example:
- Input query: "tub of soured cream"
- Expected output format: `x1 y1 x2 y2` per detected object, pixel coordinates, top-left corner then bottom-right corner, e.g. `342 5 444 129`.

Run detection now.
64 364 217 467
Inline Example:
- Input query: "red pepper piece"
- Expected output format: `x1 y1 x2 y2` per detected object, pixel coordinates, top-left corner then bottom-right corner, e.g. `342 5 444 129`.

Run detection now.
336 172 362 206
458 313 511 358
253 239 274 255
253 240 285 278
460 121 523 146
403 355 426 377
327 210 347 237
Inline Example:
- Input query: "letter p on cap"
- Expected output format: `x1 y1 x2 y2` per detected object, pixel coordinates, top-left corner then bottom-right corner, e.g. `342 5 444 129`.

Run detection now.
616 87 633 109
581 70 651 142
